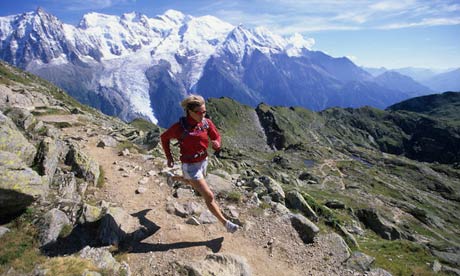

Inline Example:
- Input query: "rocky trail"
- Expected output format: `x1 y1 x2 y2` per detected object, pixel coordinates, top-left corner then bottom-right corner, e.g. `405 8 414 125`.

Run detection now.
58 117 357 276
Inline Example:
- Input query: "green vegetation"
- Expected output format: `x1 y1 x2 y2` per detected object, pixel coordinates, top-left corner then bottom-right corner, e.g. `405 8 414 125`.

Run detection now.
0 216 45 274
226 191 242 203
116 140 147 154
97 165 105 188
129 118 158 132
31 107 69 116
58 224 73 239
359 233 438 276
40 256 100 276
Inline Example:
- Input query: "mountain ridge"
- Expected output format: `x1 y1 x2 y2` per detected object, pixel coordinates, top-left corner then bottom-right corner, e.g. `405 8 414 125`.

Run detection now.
0 8 438 128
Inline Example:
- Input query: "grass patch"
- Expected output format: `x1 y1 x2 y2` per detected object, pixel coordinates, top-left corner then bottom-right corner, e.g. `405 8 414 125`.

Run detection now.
41 256 99 276
129 118 158 132
31 107 68 116
52 121 73 129
0 223 45 274
97 165 105 188
359 233 438 276
226 191 242 203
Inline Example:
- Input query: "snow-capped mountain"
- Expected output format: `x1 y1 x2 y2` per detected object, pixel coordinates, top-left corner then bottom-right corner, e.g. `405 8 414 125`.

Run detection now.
0 8 418 127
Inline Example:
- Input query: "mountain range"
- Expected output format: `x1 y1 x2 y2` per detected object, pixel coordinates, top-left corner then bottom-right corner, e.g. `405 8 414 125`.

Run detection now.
0 8 450 128
365 67 460 93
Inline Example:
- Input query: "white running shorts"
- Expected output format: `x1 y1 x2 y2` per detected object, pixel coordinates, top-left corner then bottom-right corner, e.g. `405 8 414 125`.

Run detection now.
182 158 208 180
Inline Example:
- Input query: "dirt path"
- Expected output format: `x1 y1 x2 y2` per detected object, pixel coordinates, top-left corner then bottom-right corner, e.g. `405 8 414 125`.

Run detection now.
62 123 354 276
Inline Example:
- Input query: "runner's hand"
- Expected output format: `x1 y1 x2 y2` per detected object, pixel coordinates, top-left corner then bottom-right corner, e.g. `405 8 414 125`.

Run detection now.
211 140 220 151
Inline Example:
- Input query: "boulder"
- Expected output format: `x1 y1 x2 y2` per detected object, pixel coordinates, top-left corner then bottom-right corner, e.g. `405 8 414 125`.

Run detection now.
79 246 131 275
0 226 10 238
0 111 36 166
96 136 118 148
288 213 320 244
52 169 81 201
143 127 160 149
206 173 234 196
259 176 285 203
98 207 145 246
34 137 66 183
325 200 346 209
173 253 251 276
5 107 36 131
368 268 393 276
345 251 375 272
356 208 402 240
199 210 218 224
78 203 104 224
65 143 100 186
0 151 47 219
38 208 71 246
285 190 318 221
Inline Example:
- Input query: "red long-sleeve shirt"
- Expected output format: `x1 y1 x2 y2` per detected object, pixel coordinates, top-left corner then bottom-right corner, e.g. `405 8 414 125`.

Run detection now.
160 115 221 163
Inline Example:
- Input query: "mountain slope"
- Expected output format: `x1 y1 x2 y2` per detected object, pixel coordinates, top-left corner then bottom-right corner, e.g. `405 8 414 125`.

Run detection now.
423 68 460 93
1 61 460 275
375 71 432 97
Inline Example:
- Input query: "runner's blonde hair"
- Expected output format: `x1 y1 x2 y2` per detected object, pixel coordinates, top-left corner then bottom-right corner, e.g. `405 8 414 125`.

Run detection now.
181 94 205 113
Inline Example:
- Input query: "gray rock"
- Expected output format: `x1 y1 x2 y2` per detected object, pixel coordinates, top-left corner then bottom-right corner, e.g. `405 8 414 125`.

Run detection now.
5 107 36 131
345 251 375 272
35 137 66 184
285 190 318 221
258 176 285 203
325 233 352 262
356 208 402 240
78 203 104 224
0 111 36 165
442 264 460 276
38 208 71 246
199 210 218 224
0 226 10 238
52 169 80 201
432 260 442 273
272 202 290 215
98 206 145 246
97 135 118 148
337 224 359 248
79 246 130 275
325 200 346 209
431 249 460 267
206 173 234 196
174 253 251 276
289 213 320 244
186 217 201 225
0 151 47 219
175 187 195 198
65 143 100 186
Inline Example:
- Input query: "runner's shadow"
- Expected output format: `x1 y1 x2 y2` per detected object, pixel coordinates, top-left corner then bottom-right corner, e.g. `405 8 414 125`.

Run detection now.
123 236 224 254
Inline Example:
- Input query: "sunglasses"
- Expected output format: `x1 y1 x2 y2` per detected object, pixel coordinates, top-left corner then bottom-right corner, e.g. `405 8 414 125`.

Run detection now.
193 110 207 115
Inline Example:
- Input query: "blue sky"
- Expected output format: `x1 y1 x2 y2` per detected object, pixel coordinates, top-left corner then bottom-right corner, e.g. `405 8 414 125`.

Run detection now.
1 0 459 69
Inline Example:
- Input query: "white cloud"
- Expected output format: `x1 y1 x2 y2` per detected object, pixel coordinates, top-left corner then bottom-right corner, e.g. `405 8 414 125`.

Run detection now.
287 33 315 49
369 0 415 11
63 0 134 11
380 17 460 29
206 0 460 34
